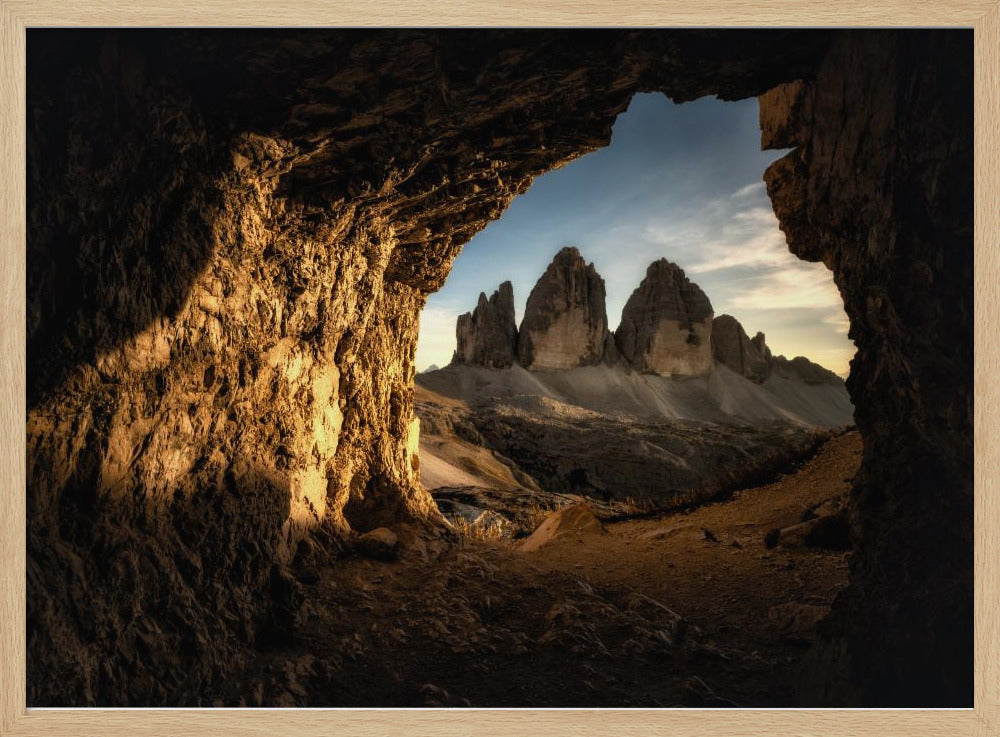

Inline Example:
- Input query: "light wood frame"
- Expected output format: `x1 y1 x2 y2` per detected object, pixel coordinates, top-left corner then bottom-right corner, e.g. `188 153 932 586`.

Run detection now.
1 3 997 735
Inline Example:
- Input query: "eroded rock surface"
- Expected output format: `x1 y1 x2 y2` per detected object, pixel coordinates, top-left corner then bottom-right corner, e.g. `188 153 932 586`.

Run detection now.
711 314 773 383
760 30 972 706
24 28 970 708
517 247 611 370
616 259 714 376
771 355 842 386
453 281 518 368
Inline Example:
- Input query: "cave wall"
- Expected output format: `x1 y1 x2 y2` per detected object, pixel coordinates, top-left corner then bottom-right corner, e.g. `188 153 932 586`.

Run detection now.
25 29 970 707
760 30 973 706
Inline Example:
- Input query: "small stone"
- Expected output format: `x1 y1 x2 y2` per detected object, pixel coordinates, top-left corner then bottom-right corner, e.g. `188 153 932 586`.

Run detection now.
356 527 399 561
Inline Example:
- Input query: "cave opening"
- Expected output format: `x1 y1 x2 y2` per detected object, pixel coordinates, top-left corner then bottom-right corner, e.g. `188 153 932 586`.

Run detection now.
25 29 971 709
411 91 863 706
416 91 856 515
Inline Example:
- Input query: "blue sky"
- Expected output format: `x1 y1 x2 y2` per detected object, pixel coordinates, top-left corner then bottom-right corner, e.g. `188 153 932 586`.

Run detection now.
415 93 854 376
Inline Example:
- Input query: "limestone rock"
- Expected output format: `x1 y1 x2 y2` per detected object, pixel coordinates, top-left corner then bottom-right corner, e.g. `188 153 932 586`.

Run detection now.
517 504 605 553
356 528 400 561
452 281 518 368
711 314 773 383
615 259 714 376
517 248 611 370
771 355 843 386
25 28 971 707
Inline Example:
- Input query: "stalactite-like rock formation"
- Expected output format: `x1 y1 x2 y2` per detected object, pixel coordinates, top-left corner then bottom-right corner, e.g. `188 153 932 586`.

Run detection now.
25 29 970 707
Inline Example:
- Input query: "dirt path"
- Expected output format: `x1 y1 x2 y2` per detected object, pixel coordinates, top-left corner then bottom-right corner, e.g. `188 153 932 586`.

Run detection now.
220 432 861 707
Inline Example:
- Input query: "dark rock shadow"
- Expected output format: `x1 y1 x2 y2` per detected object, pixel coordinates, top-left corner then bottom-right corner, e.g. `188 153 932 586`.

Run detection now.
26 462 300 707
27 30 223 407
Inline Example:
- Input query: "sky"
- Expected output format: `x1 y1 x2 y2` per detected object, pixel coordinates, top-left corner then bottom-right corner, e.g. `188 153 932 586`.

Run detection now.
415 92 855 377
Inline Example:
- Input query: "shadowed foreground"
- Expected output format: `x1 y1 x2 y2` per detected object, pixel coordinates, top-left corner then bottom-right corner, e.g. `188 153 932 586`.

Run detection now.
212 433 859 707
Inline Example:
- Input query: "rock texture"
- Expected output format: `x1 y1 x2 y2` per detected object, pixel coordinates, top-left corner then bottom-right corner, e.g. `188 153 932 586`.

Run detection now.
616 259 714 376
465 401 827 505
452 282 518 368
517 247 611 370
771 355 842 386
760 30 972 706
711 314 773 383
23 28 970 708
28 29 830 706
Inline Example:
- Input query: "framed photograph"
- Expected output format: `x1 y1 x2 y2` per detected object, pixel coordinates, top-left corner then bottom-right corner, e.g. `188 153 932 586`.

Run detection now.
2 2 997 735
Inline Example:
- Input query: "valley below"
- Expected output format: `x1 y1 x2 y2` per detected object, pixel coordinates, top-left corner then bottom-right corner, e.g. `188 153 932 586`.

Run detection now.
214 431 860 707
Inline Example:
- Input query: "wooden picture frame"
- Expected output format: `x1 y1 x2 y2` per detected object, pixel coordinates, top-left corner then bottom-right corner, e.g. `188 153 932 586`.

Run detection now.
1 3 997 735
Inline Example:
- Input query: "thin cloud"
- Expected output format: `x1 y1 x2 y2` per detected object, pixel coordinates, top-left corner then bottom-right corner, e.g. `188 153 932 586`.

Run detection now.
418 95 856 374
730 181 766 200
725 266 844 312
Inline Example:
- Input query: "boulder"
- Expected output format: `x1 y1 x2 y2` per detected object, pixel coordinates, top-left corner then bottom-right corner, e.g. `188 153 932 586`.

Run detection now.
452 281 518 368
356 527 399 561
517 247 611 370
711 314 773 383
615 259 714 376
765 508 851 551
517 504 605 553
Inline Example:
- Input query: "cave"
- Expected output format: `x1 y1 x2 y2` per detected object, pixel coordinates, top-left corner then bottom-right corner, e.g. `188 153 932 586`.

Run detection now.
26 29 972 707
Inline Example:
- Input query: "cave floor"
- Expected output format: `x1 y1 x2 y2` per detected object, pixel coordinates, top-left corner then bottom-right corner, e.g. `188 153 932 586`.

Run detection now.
220 432 860 707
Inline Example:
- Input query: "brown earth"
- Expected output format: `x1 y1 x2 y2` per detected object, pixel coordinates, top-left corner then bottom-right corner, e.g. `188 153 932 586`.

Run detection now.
216 431 860 707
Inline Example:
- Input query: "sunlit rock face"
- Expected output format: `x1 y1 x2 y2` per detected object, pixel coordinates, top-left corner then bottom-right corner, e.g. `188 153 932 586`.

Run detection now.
28 28 828 707
760 30 972 707
517 247 611 370
452 282 518 368
711 314 772 383
24 28 970 709
616 259 714 376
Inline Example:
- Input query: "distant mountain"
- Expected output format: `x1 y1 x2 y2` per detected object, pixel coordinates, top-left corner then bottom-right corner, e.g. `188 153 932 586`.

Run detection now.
446 247 844 386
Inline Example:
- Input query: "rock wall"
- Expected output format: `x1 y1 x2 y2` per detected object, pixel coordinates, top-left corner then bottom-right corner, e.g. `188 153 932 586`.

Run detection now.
616 259 714 376
517 247 612 370
25 28 970 707
449 259 837 389
28 28 829 706
711 314 772 383
453 282 518 368
760 30 973 706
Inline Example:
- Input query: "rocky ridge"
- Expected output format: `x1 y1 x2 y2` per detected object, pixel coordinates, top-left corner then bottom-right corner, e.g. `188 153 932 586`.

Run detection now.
453 281 518 368
616 259 715 376
516 247 612 370
451 249 837 385
712 314 773 383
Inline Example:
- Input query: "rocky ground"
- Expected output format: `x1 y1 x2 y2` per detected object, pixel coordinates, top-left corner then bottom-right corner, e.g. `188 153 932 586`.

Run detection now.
212 431 860 707
414 376 846 520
